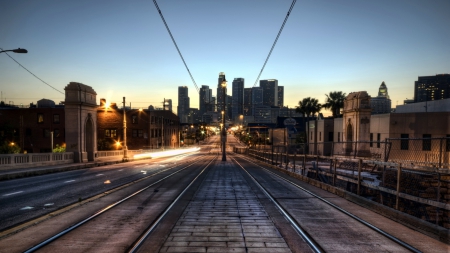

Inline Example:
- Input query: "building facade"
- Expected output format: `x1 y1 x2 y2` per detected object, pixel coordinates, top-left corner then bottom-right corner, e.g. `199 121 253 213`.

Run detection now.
177 86 190 123
216 72 227 114
260 79 278 107
243 88 252 116
199 85 213 115
277 86 284 107
414 74 450 103
232 78 244 122
0 101 65 153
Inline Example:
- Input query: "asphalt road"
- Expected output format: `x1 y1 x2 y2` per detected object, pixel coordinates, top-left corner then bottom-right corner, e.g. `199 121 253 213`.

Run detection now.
0 149 200 231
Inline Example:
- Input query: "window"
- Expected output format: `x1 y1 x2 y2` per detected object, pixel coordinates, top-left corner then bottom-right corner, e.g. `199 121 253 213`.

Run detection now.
132 115 138 124
53 114 60 124
338 132 340 142
423 134 431 151
37 113 44 123
319 132 321 141
400 134 409 150
132 129 137 137
138 130 143 137
377 133 381 148
44 129 51 138
310 132 312 140
105 129 117 138
26 128 32 136
54 129 60 138
370 133 373 147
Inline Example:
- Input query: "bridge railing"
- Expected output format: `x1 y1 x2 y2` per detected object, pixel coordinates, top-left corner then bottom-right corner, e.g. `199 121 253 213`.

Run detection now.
245 147 450 230
0 152 75 169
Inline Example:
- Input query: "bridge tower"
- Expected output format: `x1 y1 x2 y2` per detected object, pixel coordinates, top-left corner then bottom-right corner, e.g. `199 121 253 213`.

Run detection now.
64 82 98 163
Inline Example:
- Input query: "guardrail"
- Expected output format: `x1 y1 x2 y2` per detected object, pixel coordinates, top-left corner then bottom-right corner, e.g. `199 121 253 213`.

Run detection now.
245 147 450 230
0 152 74 169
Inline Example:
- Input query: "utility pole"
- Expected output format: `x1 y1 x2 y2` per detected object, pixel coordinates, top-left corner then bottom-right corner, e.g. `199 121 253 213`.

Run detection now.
122 97 128 161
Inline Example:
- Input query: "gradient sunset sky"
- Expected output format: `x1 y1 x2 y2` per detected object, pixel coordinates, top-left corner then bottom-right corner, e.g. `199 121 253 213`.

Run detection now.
1 0 449 114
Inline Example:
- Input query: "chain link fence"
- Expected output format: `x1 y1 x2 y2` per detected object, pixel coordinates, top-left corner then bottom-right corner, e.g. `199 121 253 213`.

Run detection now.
244 146 450 230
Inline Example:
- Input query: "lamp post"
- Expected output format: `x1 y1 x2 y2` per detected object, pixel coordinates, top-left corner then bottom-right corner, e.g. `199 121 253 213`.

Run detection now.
0 48 28 54
221 79 227 161
122 97 128 161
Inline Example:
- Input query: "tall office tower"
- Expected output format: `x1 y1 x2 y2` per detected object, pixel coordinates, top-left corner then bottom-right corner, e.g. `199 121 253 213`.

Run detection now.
371 81 391 114
251 87 263 115
216 72 227 113
277 86 284 107
243 88 252 116
226 95 232 120
414 74 450 102
260 79 278 106
232 78 244 121
199 85 213 115
177 86 190 123
211 96 216 111
163 98 172 112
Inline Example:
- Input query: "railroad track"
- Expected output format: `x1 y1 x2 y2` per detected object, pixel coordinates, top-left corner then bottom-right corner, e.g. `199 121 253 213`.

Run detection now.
232 154 422 253
20 155 216 253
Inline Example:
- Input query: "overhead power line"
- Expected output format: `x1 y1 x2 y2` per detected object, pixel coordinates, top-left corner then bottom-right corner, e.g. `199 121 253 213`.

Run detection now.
0 48 64 95
252 0 297 87
152 0 200 93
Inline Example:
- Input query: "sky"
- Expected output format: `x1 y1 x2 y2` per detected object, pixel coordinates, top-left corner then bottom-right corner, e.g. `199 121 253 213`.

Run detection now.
1 0 449 115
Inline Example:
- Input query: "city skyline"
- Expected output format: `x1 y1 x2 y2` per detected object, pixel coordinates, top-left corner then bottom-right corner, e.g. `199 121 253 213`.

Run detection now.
1 0 449 114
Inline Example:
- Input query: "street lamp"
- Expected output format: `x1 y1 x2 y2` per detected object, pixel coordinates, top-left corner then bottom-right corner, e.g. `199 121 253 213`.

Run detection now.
0 48 28 54
221 79 227 161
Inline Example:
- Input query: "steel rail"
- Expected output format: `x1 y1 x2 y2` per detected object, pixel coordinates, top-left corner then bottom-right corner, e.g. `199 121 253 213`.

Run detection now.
23 155 208 253
236 155 423 253
127 155 216 253
231 156 325 253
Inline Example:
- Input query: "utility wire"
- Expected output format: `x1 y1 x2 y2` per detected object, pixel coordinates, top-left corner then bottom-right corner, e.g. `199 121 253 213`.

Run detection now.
0 48 64 95
152 0 199 93
252 0 296 87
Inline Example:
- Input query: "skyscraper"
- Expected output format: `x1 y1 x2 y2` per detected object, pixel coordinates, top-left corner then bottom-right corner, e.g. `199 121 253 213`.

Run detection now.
277 86 284 107
243 88 252 116
251 87 263 115
232 78 244 121
177 86 189 123
216 72 227 113
199 85 213 115
260 79 278 106
226 95 232 120
414 74 450 103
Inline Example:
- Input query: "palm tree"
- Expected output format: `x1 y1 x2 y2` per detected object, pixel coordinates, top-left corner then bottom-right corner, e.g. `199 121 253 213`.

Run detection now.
296 97 322 153
308 98 322 118
323 91 346 118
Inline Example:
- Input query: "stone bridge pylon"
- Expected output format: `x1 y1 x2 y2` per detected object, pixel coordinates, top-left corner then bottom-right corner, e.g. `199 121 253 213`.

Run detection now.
64 82 98 163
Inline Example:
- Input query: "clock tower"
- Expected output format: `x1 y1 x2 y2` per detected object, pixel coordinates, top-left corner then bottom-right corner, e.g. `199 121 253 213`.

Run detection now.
378 81 389 98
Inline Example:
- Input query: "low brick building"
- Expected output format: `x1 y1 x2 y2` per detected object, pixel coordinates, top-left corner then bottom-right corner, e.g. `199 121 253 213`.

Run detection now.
0 101 65 153
97 99 180 151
